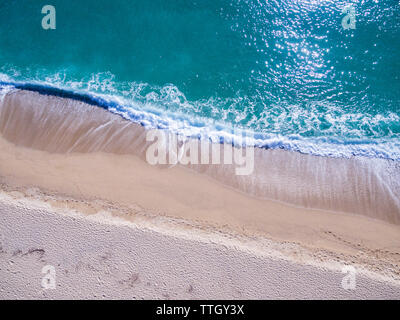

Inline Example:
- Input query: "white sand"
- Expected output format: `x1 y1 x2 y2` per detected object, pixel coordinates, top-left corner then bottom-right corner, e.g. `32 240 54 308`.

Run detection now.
0 194 399 299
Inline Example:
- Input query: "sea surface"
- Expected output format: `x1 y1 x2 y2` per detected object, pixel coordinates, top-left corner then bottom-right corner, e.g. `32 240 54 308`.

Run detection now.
0 0 399 159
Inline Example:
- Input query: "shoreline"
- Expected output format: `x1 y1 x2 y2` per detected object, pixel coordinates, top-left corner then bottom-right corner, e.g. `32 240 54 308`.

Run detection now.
0 89 399 298
1 80 399 160
0 89 399 223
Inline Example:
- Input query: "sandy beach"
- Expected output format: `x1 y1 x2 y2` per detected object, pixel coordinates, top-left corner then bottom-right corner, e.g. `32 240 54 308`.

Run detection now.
1 191 400 299
0 89 399 299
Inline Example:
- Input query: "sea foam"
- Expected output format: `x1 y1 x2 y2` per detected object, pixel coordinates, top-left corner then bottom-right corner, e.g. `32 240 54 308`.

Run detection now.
0 78 399 161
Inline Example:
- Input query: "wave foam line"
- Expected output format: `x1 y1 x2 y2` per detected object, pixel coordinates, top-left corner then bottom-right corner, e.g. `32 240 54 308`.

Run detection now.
0 80 399 160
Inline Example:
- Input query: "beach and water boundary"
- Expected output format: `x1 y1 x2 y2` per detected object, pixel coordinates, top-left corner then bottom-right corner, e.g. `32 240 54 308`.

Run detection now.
0 86 399 299
0 0 399 301
0 86 399 224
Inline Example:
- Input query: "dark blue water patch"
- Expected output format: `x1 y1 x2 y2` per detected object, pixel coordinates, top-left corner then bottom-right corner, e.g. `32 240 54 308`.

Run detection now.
0 81 116 111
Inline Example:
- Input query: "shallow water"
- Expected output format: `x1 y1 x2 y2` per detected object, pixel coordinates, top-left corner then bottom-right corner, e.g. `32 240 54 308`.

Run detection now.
0 0 399 158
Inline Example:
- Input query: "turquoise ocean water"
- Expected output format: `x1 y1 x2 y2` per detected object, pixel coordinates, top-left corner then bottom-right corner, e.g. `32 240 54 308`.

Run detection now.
0 0 399 158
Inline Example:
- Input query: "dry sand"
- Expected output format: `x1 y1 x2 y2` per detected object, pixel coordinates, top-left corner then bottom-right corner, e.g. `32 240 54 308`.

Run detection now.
0 192 399 299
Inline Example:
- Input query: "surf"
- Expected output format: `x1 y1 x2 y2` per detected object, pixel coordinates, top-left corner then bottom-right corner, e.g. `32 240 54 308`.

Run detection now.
0 79 399 161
